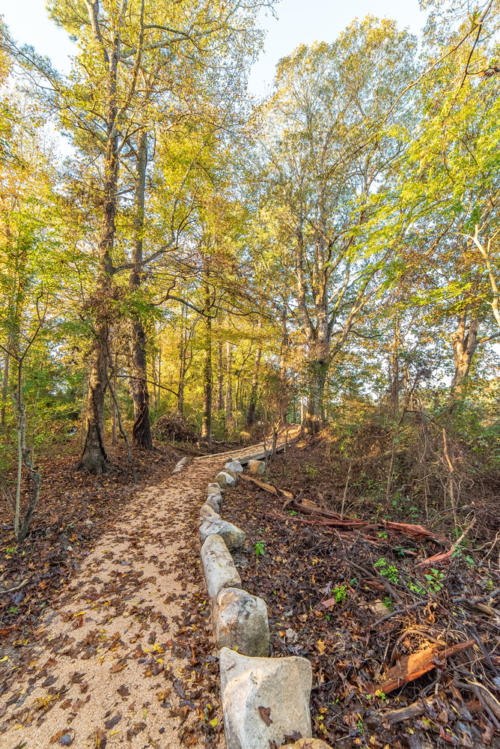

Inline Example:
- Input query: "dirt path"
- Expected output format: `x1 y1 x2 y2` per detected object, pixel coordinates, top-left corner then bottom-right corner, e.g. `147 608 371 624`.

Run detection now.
0 434 297 749
0 454 231 749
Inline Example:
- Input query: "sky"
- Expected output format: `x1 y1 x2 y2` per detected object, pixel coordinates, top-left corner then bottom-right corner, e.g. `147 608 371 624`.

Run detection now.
1 0 427 96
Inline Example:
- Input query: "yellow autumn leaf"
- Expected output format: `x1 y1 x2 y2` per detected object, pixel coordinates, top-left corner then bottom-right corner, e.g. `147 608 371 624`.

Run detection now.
316 639 326 654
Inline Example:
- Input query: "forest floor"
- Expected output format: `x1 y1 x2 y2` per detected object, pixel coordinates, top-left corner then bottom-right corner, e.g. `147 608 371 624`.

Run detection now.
223 436 500 749
0 443 232 749
1 433 498 749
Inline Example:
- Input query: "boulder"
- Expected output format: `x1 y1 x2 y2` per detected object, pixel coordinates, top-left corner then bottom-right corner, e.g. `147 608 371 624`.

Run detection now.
199 519 245 551
205 494 222 512
208 482 225 494
200 503 221 521
215 471 237 488
201 535 242 600
248 459 265 475
214 587 270 656
220 647 312 749
279 741 333 749
225 459 243 474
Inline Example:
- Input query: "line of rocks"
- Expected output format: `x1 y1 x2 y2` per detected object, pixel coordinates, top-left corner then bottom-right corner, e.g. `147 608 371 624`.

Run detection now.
198 458 332 749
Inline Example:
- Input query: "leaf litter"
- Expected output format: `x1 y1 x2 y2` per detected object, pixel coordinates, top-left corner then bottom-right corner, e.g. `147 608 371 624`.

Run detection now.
224 440 499 748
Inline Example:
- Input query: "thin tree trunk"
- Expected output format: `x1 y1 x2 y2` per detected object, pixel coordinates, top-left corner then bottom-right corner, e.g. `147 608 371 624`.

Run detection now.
111 351 118 446
201 260 212 442
217 341 224 412
1 346 10 428
225 341 233 433
128 131 153 449
246 345 262 427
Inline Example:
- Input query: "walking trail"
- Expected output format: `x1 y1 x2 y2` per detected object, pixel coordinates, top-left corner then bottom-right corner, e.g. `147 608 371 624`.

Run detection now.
0 436 293 749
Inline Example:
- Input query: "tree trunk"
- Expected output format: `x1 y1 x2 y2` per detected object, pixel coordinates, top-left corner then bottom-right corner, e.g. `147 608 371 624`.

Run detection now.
201 262 212 442
1 346 10 428
225 342 233 433
217 340 224 411
79 31 120 472
305 357 328 433
128 131 153 449
80 324 109 472
450 313 479 400
246 346 261 427
111 351 118 446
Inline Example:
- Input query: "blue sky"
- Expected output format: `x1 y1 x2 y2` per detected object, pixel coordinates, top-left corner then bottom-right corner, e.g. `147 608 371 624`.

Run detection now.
2 0 427 95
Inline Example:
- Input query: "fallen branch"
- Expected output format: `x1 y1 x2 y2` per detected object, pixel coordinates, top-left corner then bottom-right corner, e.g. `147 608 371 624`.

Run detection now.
416 520 475 567
382 696 437 725
376 639 476 694
0 578 29 595
239 473 294 499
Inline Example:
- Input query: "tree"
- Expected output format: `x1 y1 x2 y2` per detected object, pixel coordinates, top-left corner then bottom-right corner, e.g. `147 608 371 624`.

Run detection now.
257 19 417 429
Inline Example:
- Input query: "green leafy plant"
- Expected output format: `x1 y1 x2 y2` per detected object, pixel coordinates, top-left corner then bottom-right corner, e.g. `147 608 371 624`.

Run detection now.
332 585 347 603
254 540 265 558
408 579 426 596
383 596 394 611
424 567 445 593
374 557 399 584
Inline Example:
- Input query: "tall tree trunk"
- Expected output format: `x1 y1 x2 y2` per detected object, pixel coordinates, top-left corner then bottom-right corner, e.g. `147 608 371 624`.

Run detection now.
201 261 212 442
305 328 329 433
111 351 118 446
389 310 401 414
1 345 10 428
128 131 153 449
450 313 479 400
217 341 224 412
246 345 262 427
225 342 233 433
79 26 121 472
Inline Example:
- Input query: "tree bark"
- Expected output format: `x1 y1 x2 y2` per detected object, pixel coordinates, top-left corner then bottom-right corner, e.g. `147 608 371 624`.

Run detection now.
79 14 121 472
201 260 212 442
450 313 479 400
217 340 224 412
246 345 262 427
225 341 233 433
128 130 153 449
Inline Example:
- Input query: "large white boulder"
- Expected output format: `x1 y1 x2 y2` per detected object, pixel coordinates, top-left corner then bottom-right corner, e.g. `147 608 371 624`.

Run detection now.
248 459 265 475
225 459 243 474
215 471 237 488
220 647 312 749
199 519 245 550
214 587 270 657
201 535 242 600
200 503 221 521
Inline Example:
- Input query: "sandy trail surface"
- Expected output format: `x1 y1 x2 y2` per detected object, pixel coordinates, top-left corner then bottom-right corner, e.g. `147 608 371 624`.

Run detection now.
0 436 294 748
0 455 226 749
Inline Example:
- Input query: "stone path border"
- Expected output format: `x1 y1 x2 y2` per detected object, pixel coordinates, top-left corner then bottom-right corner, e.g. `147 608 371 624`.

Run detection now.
197 431 324 749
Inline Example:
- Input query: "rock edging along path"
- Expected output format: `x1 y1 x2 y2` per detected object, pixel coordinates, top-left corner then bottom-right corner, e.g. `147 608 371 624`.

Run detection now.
199 437 326 749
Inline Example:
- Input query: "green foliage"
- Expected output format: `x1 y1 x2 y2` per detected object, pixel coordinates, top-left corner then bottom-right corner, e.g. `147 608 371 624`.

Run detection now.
254 540 265 558
374 558 399 585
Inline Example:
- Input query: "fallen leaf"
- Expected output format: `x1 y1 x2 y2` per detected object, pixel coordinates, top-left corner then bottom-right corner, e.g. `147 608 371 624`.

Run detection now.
258 705 273 726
